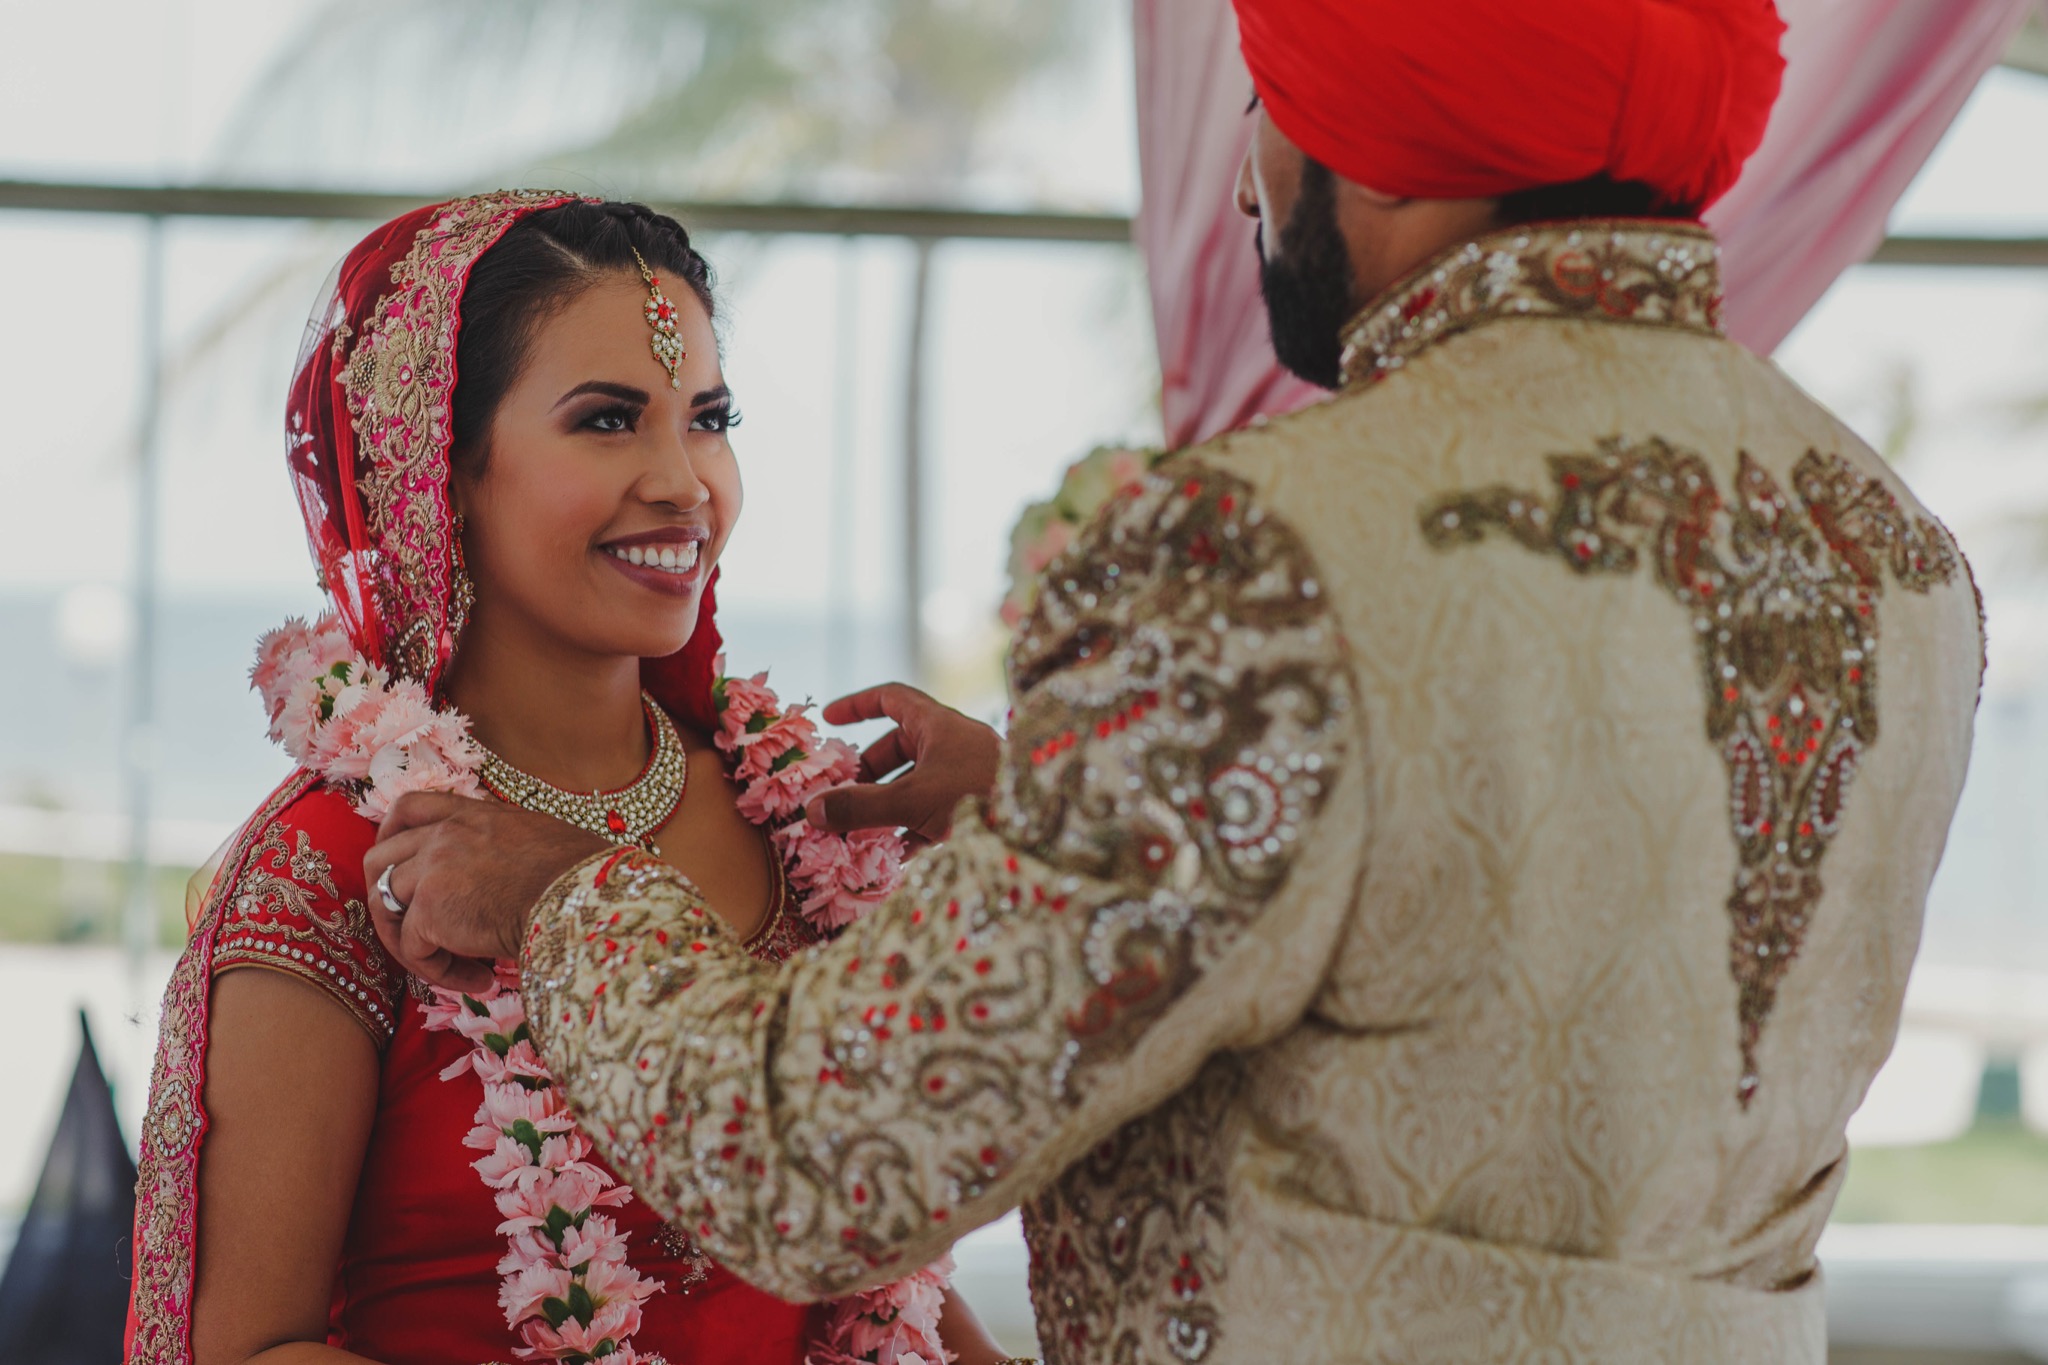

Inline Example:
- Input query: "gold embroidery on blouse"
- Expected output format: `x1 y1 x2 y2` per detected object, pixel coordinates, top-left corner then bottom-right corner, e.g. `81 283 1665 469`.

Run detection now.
1422 438 1960 1104
1341 221 1722 390
211 821 396 1040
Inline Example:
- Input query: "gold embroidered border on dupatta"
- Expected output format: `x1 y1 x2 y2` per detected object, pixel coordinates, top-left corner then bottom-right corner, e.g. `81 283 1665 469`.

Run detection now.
128 770 318 1363
333 189 585 686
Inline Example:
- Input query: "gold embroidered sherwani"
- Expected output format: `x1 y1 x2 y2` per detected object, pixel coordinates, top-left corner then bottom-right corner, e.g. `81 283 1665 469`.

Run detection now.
521 222 1983 1363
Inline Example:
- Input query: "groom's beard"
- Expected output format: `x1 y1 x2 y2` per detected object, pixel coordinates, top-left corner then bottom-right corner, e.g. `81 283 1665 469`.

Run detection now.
1257 158 1357 391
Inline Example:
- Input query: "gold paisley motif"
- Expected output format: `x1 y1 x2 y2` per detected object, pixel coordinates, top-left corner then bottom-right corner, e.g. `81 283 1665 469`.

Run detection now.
1421 438 1961 1103
1025 1058 1238 1363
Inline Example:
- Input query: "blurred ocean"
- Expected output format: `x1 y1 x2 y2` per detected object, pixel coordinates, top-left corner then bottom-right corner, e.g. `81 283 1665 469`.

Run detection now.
0 588 908 838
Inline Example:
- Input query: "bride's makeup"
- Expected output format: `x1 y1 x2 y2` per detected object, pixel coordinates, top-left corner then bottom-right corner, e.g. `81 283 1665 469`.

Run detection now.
597 526 710 597
452 272 740 667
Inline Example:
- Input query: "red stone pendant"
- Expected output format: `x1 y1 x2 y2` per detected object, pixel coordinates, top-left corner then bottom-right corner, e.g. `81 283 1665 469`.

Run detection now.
605 808 627 836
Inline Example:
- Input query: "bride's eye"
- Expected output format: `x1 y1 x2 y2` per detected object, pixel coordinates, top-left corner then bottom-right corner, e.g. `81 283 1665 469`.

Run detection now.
581 404 639 434
692 404 742 434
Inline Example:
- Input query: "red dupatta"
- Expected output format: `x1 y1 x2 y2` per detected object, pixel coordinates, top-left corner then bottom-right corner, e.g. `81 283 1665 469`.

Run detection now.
126 191 729 1361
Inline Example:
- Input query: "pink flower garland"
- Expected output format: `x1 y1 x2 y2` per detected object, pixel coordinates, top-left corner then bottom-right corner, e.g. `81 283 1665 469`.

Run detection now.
251 615 952 1365
252 616 485 822
424 972 663 1363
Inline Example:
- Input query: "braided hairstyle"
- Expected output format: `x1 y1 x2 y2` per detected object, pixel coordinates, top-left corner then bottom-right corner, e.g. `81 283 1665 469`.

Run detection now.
451 199 717 475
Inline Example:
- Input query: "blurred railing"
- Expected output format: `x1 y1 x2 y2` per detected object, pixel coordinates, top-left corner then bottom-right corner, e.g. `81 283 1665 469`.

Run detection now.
6 179 2048 1362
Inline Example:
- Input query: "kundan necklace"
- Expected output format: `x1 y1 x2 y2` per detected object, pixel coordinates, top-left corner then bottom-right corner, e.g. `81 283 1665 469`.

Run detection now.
475 691 687 848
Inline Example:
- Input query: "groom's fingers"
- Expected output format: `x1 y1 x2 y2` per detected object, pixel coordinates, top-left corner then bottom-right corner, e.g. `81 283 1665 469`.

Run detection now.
857 729 913 783
806 779 924 834
363 826 432 960
821 682 928 729
377 790 469 841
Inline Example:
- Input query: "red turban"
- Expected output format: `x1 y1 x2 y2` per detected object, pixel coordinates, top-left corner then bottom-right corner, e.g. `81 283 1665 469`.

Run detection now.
1233 0 1786 214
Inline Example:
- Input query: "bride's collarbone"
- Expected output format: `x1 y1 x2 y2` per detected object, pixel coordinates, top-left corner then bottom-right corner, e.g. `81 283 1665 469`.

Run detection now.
649 745 776 941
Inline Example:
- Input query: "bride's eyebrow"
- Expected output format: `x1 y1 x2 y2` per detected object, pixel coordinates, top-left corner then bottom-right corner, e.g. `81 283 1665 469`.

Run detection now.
552 379 650 411
691 384 732 409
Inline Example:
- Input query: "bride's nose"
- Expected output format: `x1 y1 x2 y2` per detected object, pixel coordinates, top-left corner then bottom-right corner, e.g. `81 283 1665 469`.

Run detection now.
639 426 711 510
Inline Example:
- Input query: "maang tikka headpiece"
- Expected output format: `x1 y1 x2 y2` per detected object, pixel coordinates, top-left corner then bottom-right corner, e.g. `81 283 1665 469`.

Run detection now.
631 246 686 389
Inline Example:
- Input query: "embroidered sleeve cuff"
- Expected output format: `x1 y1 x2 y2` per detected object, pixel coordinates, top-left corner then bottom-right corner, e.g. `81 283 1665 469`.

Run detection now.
211 945 397 1043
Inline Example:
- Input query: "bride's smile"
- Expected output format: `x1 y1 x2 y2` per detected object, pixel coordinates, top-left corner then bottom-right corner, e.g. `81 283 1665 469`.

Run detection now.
451 272 740 670
133 196 1006 1365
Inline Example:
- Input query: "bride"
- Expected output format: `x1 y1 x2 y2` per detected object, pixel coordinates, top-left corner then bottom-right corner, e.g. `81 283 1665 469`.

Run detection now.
125 192 1008 1365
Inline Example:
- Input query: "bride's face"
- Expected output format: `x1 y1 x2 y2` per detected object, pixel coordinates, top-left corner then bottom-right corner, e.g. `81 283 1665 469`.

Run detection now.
453 272 737 663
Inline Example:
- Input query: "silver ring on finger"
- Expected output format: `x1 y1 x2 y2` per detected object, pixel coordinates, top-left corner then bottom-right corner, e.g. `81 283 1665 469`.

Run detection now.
375 863 408 918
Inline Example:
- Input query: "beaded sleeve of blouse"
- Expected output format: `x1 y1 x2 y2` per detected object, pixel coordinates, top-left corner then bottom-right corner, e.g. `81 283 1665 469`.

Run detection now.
521 221 1985 1365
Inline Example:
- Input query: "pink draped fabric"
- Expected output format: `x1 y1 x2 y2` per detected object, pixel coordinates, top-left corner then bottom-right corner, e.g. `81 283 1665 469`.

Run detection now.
1706 0 2037 352
1134 0 1321 449
1135 0 2037 448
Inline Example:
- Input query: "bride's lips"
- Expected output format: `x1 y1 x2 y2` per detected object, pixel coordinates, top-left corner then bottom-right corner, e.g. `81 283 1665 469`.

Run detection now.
596 527 710 598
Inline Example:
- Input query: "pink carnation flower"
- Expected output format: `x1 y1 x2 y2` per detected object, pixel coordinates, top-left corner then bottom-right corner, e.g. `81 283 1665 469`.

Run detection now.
778 823 906 931
580 1248 660 1311
356 738 484 822
332 682 438 769
518 1295 647 1358
440 989 529 1048
478 1080 573 1135
498 1255 575 1328
473 1038 554 1088
737 742 860 825
811 737 863 788
812 1256 956 1365
716 672 782 753
558 1214 632 1274
306 682 391 779
472 1132 540 1184
732 711 816 782
272 673 332 761
492 1160 631 1235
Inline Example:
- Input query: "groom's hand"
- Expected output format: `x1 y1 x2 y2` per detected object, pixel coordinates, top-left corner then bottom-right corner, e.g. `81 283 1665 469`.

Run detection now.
364 793 610 994
805 683 1001 845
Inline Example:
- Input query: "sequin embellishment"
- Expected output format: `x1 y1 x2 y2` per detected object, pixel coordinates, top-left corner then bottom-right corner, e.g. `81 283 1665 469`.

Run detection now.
520 461 1352 1329
1340 220 1722 391
1422 438 1960 1104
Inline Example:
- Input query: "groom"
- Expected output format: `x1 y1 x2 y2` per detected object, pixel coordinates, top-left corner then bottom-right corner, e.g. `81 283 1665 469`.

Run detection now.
371 0 1986 1359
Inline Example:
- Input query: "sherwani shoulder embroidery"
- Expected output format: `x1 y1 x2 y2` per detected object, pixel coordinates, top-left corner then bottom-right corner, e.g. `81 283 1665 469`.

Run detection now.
523 221 1984 1365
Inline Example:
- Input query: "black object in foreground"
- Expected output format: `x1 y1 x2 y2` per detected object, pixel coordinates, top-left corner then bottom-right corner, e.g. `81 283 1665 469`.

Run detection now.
0 1010 137 1364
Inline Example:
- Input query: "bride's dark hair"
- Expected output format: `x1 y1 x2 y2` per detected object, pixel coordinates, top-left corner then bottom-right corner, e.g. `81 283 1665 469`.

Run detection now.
450 200 718 474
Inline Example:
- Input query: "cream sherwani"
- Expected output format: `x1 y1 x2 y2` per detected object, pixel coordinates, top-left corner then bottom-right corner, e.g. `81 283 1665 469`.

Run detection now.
521 222 1983 1363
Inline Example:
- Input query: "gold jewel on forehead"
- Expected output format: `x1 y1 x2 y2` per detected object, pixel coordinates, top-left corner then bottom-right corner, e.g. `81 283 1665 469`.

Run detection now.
631 246 686 390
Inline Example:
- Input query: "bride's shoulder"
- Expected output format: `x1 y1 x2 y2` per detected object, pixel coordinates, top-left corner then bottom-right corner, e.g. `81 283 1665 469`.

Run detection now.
202 771 401 1043
225 772 380 894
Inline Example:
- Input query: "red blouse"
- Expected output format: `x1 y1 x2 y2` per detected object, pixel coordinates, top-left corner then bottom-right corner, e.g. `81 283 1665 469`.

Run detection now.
209 784 812 1364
